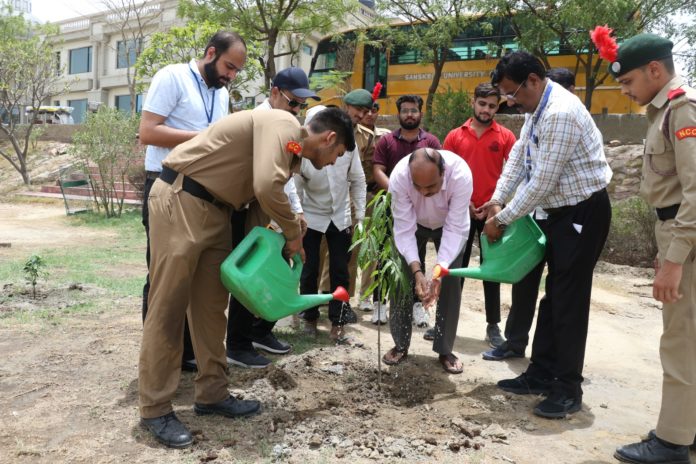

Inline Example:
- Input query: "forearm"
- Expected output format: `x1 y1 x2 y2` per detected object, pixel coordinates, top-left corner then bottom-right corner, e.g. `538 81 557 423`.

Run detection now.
139 124 198 148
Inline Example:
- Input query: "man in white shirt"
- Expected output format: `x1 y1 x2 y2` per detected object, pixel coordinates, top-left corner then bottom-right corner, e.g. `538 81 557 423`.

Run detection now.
139 31 247 372
295 105 367 342
384 148 473 374
226 67 320 367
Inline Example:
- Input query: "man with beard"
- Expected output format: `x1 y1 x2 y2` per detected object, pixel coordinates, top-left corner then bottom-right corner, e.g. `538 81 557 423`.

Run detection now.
478 51 612 419
441 83 516 348
139 31 247 372
372 95 441 326
383 148 472 374
225 67 319 368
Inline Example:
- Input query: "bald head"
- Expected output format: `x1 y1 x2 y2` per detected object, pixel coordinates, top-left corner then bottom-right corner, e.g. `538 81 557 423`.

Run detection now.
409 148 444 197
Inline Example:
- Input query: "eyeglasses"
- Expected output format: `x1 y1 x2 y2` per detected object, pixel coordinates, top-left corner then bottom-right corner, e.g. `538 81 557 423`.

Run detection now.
504 79 527 101
280 90 308 109
399 108 420 115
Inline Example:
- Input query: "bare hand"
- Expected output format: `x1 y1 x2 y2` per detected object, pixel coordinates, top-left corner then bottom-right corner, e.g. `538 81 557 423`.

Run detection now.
283 235 305 263
483 216 504 243
475 201 502 220
297 213 308 237
423 278 441 307
653 259 683 303
414 272 430 302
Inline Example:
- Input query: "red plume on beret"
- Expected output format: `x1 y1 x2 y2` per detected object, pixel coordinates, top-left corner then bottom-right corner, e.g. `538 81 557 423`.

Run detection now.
590 25 618 63
371 82 383 102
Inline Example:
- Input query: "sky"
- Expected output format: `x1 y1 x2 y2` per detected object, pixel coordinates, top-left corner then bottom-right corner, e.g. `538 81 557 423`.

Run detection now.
31 0 107 22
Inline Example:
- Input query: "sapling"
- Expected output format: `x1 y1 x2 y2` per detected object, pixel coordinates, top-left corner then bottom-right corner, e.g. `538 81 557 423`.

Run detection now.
23 254 48 299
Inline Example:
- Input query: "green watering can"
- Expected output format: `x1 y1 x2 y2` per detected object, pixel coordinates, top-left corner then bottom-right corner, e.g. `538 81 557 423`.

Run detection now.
220 226 349 322
434 215 546 284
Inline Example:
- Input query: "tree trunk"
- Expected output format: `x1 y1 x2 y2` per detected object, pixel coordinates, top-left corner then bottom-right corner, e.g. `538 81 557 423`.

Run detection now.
425 47 446 123
584 59 595 111
265 31 280 89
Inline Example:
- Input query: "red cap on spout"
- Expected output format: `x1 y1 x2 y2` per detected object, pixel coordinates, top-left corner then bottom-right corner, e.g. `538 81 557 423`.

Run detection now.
433 265 450 279
332 286 349 302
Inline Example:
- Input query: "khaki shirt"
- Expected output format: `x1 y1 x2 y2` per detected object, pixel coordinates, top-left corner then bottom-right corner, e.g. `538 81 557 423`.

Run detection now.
641 76 696 263
163 109 304 240
354 124 390 191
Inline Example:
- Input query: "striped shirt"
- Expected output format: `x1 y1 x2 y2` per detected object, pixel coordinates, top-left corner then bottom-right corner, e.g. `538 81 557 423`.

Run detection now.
492 80 612 224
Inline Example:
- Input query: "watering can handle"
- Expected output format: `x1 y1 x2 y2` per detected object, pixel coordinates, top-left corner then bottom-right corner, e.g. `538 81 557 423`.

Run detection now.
290 252 303 279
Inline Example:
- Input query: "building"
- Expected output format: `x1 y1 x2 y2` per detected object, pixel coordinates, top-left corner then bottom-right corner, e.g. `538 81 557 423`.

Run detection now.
49 0 378 122
2 0 32 15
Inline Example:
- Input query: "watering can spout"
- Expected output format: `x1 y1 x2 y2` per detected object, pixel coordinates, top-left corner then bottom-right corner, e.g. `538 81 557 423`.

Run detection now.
289 286 349 312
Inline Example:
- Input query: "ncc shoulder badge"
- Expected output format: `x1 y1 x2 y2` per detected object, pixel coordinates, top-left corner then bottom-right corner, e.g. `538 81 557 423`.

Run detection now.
675 127 696 140
667 88 686 100
286 141 302 156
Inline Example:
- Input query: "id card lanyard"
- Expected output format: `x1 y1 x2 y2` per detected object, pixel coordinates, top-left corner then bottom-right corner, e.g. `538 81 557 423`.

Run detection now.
189 65 216 125
525 82 553 182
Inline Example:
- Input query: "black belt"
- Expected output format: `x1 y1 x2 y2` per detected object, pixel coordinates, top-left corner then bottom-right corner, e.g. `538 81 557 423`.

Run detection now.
159 166 224 207
145 170 160 180
544 189 606 216
656 203 680 221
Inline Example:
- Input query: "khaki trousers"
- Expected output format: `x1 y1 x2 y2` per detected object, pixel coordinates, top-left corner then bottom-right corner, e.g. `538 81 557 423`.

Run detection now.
655 219 696 445
139 177 232 418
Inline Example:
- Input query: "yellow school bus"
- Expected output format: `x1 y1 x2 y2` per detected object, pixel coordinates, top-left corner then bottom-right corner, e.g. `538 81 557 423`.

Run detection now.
309 20 641 115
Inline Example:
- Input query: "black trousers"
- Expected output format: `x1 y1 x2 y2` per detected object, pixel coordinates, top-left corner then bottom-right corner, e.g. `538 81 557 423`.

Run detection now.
525 189 611 398
226 209 276 351
503 218 548 353
462 217 501 324
300 222 352 326
141 175 195 361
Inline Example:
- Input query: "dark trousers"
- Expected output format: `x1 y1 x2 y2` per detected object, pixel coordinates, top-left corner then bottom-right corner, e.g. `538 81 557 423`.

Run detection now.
141 175 195 361
504 218 548 353
525 189 611 398
226 209 276 351
462 217 500 324
390 225 465 354
300 222 352 326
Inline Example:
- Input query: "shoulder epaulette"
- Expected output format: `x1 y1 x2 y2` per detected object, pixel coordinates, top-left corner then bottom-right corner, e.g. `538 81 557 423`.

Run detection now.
667 88 686 100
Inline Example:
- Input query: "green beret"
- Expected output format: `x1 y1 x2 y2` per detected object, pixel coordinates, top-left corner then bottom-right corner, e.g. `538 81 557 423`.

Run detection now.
610 33 673 77
343 89 373 108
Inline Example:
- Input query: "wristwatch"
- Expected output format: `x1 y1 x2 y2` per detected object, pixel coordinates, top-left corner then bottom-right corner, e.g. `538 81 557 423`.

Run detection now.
493 215 506 229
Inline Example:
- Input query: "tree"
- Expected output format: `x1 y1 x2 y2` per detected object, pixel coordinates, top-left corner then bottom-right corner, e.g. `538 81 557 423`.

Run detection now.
0 7 69 185
377 0 482 118
482 0 696 110
177 0 360 88
102 0 163 115
135 20 264 100
70 107 142 218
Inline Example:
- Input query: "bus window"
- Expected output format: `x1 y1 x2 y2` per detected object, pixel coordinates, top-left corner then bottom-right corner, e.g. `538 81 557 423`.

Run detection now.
363 44 387 96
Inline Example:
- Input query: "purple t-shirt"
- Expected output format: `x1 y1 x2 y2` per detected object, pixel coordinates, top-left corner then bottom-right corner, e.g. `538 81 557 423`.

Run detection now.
372 128 442 175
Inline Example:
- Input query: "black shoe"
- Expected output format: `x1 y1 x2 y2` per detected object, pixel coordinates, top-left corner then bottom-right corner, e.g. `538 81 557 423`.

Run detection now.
497 372 550 395
646 430 696 450
140 412 193 448
194 395 261 418
533 392 582 419
485 323 505 348
482 346 524 361
615 436 690 464
252 333 291 354
423 328 435 341
181 359 197 372
226 349 271 368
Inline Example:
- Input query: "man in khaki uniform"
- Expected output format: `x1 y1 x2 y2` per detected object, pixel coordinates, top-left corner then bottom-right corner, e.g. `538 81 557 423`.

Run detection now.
139 108 355 449
608 33 696 464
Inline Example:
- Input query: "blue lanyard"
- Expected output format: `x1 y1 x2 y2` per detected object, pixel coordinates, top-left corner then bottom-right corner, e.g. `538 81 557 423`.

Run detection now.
526 82 553 182
189 66 216 125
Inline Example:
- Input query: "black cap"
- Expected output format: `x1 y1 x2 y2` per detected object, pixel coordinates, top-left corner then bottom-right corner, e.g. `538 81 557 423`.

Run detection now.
272 67 320 100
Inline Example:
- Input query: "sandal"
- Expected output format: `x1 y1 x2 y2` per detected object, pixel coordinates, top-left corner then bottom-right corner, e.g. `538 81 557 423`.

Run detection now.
382 347 408 365
439 353 463 374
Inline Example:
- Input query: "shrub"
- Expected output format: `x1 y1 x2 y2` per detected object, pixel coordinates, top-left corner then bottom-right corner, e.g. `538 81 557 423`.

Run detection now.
602 196 657 267
424 85 473 142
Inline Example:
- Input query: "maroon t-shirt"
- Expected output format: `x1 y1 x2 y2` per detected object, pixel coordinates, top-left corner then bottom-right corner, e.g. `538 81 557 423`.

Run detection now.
372 128 442 175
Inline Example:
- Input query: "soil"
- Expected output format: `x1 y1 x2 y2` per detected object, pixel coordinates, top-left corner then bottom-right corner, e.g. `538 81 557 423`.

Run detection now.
0 201 689 464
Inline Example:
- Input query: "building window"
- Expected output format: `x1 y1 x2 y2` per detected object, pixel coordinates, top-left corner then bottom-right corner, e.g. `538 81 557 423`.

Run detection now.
69 46 92 74
68 99 88 123
302 44 313 56
117 39 141 69
115 94 143 113
55 51 61 76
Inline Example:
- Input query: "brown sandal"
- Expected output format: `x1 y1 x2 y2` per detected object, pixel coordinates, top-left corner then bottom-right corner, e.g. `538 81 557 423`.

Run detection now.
383 347 408 365
439 353 463 374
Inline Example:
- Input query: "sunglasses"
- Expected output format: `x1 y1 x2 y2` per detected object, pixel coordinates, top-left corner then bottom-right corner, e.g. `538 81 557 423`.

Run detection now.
280 90 308 109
